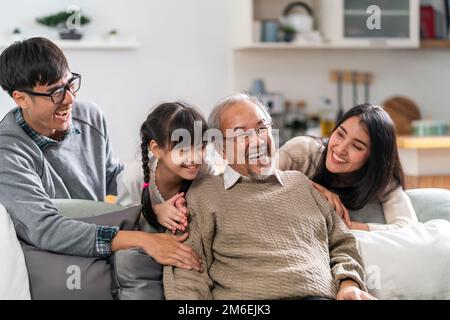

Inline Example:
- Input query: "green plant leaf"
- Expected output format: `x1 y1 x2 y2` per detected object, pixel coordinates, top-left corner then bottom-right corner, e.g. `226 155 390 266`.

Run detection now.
36 11 91 27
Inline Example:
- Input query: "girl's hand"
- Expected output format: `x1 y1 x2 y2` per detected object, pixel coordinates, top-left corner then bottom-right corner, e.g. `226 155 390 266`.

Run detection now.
174 196 189 222
152 193 188 234
311 181 352 228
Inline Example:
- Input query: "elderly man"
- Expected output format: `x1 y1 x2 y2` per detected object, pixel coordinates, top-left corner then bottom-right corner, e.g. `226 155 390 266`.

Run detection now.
163 93 374 300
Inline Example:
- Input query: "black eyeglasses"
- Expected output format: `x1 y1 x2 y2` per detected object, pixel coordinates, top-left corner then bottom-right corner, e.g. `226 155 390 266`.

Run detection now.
19 72 82 104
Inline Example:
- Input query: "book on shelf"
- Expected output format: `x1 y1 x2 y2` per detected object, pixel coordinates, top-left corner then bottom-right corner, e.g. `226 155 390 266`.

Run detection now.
435 9 447 38
421 5 437 38
445 0 450 38
420 0 450 39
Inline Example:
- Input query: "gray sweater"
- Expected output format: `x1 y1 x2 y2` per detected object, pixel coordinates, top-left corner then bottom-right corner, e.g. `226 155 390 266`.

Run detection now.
0 101 124 256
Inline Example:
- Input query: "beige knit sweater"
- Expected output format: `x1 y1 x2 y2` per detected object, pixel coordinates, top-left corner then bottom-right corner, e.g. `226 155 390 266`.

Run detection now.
277 136 325 177
163 170 367 300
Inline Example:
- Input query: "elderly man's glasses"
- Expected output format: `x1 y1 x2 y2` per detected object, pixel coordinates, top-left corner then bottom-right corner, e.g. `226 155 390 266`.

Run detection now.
225 123 273 141
19 73 81 104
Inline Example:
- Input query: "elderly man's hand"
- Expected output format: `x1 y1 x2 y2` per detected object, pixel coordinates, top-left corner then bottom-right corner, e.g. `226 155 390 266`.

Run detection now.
337 279 377 300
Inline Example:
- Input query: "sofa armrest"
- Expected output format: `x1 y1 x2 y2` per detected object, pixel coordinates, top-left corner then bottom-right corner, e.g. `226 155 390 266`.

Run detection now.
0 204 31 299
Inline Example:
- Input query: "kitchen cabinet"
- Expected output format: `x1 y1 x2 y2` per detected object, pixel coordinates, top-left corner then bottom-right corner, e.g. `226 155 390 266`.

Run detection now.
232 0 420 49
319 0 419 48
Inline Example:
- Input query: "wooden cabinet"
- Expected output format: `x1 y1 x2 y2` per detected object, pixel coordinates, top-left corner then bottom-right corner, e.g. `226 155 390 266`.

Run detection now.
397 136 450 190
405 176 450 190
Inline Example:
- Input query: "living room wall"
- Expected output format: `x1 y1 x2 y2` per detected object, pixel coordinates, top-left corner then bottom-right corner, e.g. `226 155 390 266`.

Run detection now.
2 1 449 161
233 48 450 122
0 0 233 161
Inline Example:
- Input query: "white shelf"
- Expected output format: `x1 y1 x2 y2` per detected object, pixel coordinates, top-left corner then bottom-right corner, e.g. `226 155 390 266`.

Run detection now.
344 10 410 16
234 42 419 50
0 37 140 50
235 42 329 50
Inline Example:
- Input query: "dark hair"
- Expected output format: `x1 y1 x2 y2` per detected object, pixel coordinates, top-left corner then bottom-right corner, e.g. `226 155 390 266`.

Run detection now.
140 101 208 226
312 103 405 210
0 37 69 96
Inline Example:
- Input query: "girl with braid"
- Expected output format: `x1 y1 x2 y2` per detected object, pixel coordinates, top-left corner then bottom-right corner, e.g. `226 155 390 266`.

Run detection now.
117 101 216 233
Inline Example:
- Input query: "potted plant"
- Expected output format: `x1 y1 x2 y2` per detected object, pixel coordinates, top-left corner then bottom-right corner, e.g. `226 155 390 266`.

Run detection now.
36 9 91 40
107 29 119 40
11 28 22 41
280 24 296 42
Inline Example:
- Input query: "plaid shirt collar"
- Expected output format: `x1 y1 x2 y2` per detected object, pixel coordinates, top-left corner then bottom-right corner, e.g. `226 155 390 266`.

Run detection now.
14 108 80 150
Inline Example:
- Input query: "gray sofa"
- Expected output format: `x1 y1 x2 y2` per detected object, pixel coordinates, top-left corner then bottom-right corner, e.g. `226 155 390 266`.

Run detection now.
52 198 124 218
15 188 450 300
347 188 450 224
406 188 450 222
44 189 450 299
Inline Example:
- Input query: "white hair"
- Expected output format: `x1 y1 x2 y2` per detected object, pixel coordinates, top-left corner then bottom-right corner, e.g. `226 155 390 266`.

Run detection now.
207 93 272 153
208 93 272 131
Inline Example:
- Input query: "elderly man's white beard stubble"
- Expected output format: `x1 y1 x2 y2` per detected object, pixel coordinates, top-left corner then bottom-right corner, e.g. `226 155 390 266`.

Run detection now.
247 142 276 180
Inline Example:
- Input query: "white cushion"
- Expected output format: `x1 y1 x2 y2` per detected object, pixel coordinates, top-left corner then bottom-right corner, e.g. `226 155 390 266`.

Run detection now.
0 204 31 300
352 220 450 300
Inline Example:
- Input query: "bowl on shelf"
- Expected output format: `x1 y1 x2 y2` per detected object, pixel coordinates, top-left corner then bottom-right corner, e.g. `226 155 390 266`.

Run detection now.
412 120 448 137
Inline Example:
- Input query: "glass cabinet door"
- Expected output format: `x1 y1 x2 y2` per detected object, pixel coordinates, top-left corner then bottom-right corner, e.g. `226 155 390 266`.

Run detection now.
344 0 410 38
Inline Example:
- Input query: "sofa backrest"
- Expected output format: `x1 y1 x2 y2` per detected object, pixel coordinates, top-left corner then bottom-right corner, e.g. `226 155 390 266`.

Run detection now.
406 188 450 223
50 188 450 224
349 188 450 224
51 199 125 219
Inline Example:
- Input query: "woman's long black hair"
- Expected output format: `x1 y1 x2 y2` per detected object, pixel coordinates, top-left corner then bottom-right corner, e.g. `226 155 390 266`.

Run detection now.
140 101 208 227
311 103 404 210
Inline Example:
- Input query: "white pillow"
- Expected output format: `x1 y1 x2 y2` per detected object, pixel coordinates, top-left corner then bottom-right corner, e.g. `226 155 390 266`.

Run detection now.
0 204 31 300
352 220 450 300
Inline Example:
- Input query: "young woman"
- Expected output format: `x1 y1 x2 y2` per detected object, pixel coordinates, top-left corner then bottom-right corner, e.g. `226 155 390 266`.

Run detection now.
117 101 216 233
278 103 418 231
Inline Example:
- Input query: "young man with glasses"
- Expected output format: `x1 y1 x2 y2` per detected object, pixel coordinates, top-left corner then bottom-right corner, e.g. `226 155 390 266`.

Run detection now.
0 38 202 299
